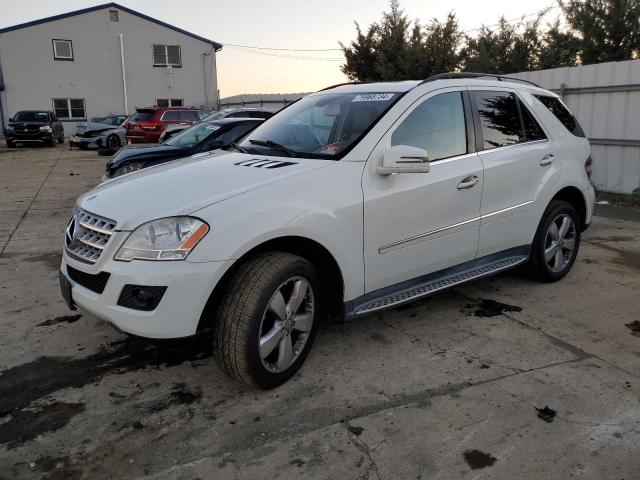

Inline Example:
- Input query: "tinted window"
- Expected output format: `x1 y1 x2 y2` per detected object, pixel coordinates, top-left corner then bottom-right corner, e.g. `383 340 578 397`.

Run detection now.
228 112 248 118
131 111 153 121
519 101 546 141
473 91 523 149
392 92 467 161
162 111 180 121
179 111 198 121
534 95 585 137
251 111 272 118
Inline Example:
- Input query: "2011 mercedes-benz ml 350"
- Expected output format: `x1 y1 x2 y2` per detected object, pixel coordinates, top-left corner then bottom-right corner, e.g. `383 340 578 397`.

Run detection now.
60 73 595 388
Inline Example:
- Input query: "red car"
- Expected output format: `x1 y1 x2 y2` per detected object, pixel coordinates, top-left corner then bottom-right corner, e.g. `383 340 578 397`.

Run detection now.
124 107 207 143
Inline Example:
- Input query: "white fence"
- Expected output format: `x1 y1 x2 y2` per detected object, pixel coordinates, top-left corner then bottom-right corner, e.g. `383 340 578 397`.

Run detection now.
512 60 640 194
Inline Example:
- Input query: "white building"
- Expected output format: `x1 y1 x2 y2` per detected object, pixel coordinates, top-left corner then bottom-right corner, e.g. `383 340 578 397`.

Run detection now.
0 2 222 135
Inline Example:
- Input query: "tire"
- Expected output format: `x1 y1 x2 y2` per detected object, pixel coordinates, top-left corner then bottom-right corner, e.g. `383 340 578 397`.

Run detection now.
47 138 56 147
212 252 322 388
107 134 121 150
57 135 64 144
6 141 15 148
525 200 581 282
79 143 88 150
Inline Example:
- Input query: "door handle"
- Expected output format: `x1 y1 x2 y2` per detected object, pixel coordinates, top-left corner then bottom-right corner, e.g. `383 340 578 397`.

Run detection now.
457 175 479 190
540 154 555 166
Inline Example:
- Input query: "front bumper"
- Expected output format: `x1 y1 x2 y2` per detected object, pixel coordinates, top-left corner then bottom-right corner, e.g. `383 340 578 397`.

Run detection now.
60 253 232 339
69 135 104 148
5 131 54 142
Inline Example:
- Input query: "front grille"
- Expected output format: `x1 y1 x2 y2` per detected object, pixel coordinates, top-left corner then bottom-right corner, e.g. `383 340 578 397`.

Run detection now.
66 266 111 294
65 209 117 264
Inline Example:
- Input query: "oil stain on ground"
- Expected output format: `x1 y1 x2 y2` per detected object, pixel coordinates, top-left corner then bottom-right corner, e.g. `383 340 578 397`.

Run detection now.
463 449 497 469
37 314 82 327
472 299 522 317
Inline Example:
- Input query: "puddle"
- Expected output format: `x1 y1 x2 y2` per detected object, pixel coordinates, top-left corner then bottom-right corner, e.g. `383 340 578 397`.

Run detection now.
472 299 522 317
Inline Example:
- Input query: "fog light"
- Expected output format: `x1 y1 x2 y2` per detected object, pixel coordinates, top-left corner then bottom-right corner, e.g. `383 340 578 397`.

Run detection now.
117 285 167 311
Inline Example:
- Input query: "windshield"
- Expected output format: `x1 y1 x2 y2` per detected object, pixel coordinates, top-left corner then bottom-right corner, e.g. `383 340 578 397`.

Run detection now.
13 111 49 122
202 111 227 122
98 116 125 126
164 122 222 148
239 92 399 159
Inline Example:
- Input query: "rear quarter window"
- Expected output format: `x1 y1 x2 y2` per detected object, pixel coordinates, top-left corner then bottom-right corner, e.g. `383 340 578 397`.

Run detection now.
534 95 585 137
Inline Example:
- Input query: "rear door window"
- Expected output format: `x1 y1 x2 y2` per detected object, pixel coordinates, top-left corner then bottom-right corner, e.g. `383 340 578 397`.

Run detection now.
472 91 523 149
179 111 198 121
391 91 467 161
534 95 585 137
162 111 180 121
519 101 546 142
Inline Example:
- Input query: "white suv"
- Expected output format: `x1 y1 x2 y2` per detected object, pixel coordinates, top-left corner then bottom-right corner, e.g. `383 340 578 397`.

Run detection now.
60 73 595 388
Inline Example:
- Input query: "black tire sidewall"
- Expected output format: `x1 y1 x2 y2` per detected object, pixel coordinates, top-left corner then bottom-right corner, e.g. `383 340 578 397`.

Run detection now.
532 201 581 281
244 257 322 389
107 135 120 149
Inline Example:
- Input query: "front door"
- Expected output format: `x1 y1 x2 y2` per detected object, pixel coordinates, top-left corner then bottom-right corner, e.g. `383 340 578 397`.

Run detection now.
362 89 483 293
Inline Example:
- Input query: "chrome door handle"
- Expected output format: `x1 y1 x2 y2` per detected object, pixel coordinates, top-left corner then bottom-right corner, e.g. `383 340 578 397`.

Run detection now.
457 176 479 190
540 154 555 166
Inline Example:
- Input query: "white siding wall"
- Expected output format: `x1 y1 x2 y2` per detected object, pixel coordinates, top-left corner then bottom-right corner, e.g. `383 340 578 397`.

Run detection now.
0 7 218 135
512 60 640 194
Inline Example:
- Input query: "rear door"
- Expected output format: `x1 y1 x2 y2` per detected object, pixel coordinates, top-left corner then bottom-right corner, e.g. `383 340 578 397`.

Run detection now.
362 88 483 292
469 88 555 257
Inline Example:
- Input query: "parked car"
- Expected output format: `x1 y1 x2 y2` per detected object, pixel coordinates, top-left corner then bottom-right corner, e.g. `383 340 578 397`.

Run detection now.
124 107 207 144
104 117 264 179
60 73 595 388
4 110 64 147
158 108 276 142
69 115 128 150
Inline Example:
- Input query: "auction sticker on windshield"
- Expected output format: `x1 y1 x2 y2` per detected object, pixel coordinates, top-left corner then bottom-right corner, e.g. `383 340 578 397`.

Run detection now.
352 93 396 102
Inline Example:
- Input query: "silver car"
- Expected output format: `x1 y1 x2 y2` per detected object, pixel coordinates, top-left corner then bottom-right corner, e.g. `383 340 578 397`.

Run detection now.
70 115 128 150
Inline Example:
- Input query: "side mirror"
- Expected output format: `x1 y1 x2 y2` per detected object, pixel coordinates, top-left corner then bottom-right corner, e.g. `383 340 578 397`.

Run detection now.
8 117 12 122
377 145 430 175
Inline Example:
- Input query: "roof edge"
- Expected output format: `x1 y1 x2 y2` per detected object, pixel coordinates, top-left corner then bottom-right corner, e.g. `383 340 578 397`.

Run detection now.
0 2 223 51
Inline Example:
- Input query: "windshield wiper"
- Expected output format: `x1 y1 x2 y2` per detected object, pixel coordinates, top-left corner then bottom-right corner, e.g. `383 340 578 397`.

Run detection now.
226 142 249 153
249 139 295 157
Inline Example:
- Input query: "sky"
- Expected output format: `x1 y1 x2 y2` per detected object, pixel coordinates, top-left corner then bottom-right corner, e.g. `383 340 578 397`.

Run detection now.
0 0 558 98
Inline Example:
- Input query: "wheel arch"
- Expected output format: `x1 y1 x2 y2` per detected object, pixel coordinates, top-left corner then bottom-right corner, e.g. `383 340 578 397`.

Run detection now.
550 185 588 230
196 235 345 333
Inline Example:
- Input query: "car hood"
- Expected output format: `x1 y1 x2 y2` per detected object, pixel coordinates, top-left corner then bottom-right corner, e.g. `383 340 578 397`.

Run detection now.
79 152 331 230
75 121 117 134
107 144 185 168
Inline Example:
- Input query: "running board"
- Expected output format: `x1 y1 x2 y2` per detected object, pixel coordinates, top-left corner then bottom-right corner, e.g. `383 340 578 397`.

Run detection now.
345 247 529 319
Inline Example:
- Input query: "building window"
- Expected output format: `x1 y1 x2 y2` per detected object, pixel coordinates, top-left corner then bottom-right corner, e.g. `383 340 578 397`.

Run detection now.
153 45 182 67
52 39 73 61
109 9 119 22
156 99 184 107
53 98 86 119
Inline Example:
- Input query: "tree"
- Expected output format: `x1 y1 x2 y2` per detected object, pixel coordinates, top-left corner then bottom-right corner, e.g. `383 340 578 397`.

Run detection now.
560 0 640 64
340 22 380 82
538 19 580 69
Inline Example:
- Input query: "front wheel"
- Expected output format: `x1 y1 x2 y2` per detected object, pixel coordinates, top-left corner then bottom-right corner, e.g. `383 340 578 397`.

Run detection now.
526 200 581 282
212 252 321 388
57 135 64 144
107 134 121 150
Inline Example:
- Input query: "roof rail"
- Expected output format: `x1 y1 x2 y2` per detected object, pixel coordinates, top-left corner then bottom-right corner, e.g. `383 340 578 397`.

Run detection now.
318 82 368 91
421 72 540 88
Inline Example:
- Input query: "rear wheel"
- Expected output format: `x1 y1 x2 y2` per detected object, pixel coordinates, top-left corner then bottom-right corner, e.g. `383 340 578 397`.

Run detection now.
107 134 121 150
526 200 581 282
212 252 321 388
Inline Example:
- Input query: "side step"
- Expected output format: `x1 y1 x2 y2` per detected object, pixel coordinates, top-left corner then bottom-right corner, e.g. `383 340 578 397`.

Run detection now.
346 247 529 319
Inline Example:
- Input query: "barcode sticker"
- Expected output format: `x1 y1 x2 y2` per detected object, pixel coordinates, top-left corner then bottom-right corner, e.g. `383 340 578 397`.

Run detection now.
352 93 395 102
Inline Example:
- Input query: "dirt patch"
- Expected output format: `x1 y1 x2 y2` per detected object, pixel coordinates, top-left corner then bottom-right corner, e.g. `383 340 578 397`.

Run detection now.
23 252 63 271
0 337 211 416
37 314 82 327
463 449 497 469
0 401 85 449
590 242 640 272
472 299 522 317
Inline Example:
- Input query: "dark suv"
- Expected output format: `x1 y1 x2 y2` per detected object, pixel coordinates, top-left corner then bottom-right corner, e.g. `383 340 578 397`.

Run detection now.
4 110 65 147
124 107 207 143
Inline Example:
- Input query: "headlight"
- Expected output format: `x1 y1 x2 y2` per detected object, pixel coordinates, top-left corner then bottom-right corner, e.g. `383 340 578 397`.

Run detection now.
5 125 13 131
115 217 209 261
40 126 52 132
114 161 145 177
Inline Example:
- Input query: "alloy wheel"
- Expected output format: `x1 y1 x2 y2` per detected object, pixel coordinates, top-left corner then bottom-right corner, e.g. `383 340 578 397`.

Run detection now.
259 276 315 373
544 213 576 273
